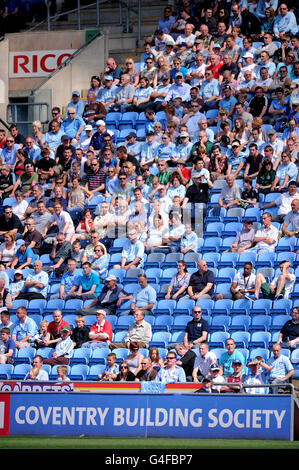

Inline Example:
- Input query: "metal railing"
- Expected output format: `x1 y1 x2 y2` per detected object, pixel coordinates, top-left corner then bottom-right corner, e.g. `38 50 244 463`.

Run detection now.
6 102 50 125
27 0 142 40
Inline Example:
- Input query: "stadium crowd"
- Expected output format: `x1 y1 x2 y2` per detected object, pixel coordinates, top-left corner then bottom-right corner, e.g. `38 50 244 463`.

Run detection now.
0 0 299 392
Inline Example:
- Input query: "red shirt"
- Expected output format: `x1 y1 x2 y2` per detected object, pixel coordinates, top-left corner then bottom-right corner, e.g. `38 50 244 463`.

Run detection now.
89 320 112 343
47 319 70 340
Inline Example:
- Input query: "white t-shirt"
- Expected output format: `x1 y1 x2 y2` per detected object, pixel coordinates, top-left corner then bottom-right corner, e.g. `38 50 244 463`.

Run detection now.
50 210 75 234
233 271 256 291
255 224 278 252
272 272 296 299
194 351 217 378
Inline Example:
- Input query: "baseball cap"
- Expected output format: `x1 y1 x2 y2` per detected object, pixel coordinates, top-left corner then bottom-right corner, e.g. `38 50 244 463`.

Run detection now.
61 134 70 141
72 90 80 97
231 139 241 147
127 131 136 138
180 131 189 138
106 274 117 281
96 309 106 316
243 52 254 58
268 128 276 135
213 43 221 48
85 124 93 131
176 158 186 165
210 364 220 371
62 326 70 332
15 269 23 276
175 72 183 78
223 85 231 90
192 172 201 179
232 359 242 365
105 75 113 81
96 120 106 126
178 42 188 48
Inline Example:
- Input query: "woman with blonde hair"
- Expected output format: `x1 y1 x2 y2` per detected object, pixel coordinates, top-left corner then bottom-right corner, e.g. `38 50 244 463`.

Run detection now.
32 120 44 146
124 58 140 87
153 55 170 88
0 231 17 268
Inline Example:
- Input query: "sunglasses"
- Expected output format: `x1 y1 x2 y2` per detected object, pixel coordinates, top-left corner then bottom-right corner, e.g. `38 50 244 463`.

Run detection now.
120 366 128 370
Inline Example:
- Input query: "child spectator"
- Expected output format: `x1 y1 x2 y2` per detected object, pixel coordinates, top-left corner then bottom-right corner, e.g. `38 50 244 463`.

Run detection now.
98 352 119 381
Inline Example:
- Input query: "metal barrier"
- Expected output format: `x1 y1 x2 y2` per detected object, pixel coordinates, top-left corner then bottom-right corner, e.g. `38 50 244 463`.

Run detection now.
6 102 50 126
27 0 142 40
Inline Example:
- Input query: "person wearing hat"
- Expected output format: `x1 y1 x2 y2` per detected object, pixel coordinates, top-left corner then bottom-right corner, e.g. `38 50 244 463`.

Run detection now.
83 91 106 126
163 70 191 106
61 106 85 143
176 132 193 161
194 377 215 393
125 131 142 162
220 358 243 393
89 120 113 153
81 309 113 350
43 324 74 367
209 364 226 393
66 90 85 118
77 274 132 316
238 52 258 83
43 309 71 348
98 74 119 113
243 358 267 394
140 130 160 166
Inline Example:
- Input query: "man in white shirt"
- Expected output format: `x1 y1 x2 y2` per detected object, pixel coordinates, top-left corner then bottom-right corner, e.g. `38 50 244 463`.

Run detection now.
192 342 217 382
260 181 298 224
42 200 75 243
246 260 295 301
249 212 278 254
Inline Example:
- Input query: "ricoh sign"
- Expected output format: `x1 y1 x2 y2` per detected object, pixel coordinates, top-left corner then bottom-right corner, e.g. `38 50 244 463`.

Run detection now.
9 50 76 78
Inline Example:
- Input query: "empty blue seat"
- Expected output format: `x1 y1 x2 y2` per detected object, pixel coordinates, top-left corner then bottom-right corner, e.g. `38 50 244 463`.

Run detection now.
251 299 272 315
231 299 252 314
196 299 214 315
209 331 230 348
218 250 238 267
149 331 171 348
201 238 222 253
14 347 36 364
213 299 233 314
11 364 31 380
0 364 14 379
229 314 251 331
271 299 292 315
69 348 92 365
222 222 243 237
69 364 89 381
144 268 162 283
202 252 220 267
249 331 271 348
27 299 47 314
270 315 290 331
154 299 176 315
170 330 185 343
171 314 191 331
63 299 83 313
144 252 165 268
210 315 231 332
114 348 129 363
249 347 270 362
87 364 106 380
89 348 110 365
231 331 250 348
216 268 236 282
203 222 224 237
249 314 272 331
175 298 195 314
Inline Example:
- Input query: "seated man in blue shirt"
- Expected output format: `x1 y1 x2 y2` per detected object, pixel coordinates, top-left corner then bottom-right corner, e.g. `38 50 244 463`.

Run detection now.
11 306 38 350
66 261 102 301
127 273 157 316
113 228 145 271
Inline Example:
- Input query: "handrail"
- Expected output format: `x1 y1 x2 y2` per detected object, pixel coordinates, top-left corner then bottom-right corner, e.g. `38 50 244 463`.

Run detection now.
27 0 139 34
29 29 103 97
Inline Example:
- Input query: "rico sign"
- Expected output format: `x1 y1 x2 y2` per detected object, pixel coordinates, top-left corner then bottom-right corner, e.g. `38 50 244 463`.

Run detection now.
9 50 76 78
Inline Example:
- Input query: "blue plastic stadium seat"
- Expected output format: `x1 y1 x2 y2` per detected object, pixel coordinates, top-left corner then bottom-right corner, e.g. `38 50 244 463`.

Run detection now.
231 331 250 348
69 348 92 365
89 348 110 365
208 331 230 348
249 331 271 348
210 315 231 332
